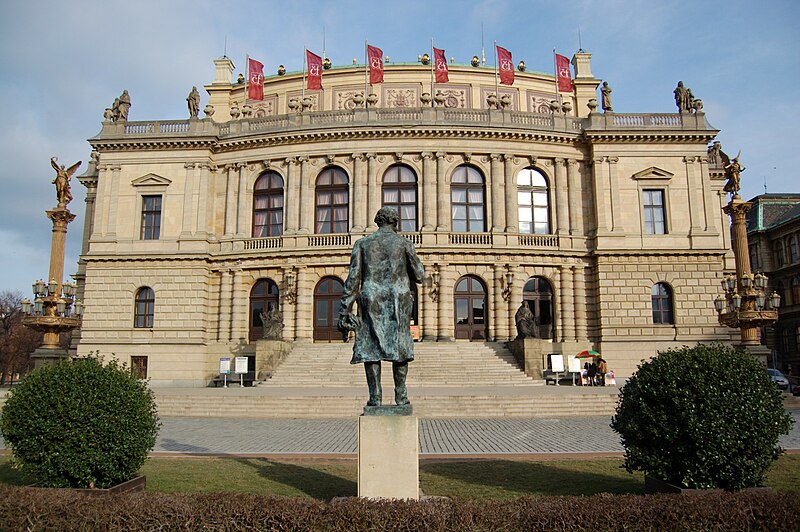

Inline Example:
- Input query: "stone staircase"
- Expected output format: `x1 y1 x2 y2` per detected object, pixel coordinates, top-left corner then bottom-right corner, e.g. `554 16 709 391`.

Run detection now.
153 342 622 418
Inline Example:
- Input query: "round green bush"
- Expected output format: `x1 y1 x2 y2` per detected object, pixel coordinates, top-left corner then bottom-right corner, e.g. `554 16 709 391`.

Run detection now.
611 343 793 490
0 356 160 488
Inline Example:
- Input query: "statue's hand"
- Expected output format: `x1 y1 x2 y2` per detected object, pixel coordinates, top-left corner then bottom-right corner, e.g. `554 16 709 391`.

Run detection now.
337 312 362 333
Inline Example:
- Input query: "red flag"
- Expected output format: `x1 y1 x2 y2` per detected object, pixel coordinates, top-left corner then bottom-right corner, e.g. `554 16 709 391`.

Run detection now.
367 45 383 84
496 45 514 85
555 53 573 92
433 47 449 83
306 49 323 90
248 57 264 100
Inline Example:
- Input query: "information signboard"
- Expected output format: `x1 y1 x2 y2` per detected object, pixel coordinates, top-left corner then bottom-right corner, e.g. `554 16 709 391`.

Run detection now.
219 358 231 374
234 357 248 374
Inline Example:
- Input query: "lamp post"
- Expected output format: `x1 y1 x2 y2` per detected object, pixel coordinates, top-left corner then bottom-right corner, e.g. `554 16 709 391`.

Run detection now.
20 158 83 368
713 193 779 361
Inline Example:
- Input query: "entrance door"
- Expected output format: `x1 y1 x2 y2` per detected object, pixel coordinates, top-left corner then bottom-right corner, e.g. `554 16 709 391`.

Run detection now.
249 278 279 342
454 275 488 340
314 277 345 341
522 276 554 339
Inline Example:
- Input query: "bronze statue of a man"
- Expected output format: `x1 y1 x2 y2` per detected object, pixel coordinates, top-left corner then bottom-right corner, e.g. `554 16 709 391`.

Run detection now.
338 207 425 407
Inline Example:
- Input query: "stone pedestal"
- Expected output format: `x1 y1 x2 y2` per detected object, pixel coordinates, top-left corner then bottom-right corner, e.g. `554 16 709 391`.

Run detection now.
358 407 419 500
255 339 292 379
31 347 70 369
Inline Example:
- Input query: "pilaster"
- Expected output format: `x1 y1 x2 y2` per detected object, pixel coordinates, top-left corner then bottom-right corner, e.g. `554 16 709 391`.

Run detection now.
352 153 367 232
298 156 311 234
504 154 518 232
181 162 197 236
554 158 569 235
366 153 380 229
560 265 575 341
420 152 435 231
435 152 449 232
567 159 582 237
284 157 298 234
490 153 504 232
224 165 236 237
236 163 249 237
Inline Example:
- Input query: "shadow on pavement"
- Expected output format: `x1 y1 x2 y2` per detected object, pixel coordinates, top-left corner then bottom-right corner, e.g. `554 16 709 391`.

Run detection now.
236 458 357 500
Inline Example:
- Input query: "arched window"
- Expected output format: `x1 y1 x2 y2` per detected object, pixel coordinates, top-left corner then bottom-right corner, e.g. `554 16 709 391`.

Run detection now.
382 164 418 232
522 276 554 339
252 171 284 237
249 279 280 341
134 287 154 328
517 168 550 234
651 283 674 324
315 167 349 234
450 165 485 232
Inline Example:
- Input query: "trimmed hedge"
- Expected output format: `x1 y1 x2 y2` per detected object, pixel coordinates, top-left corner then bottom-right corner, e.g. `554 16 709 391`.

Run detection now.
0 356 160 489
611 343 793 490
0 487 798 531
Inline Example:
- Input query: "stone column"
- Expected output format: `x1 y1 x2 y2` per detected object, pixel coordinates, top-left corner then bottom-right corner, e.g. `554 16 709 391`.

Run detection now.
236 163 249 237
684 156 704 234
106 165 120 237
422 266 438 341
366 153 380 229
437 264 453 340
504 155 518 232
283 157 298 234
231 268 246 341
567 159 582 236
420 152 435 231
573 265 588 340
559 265 576 341
224 165 237 237
507 265 521 339
492 264 509 342
218 270 232 341
490 154 504 232
607 156 620 232
435 152 449 231
352 153 366 232
298 156 312 234
552 268 562 342
181 162 197 236
294 267 313 341
724 199 758 346
195 164 211 236
554 158 569 235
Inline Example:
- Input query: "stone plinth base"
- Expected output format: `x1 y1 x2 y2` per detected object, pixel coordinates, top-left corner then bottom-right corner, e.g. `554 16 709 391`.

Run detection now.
358 410 419 500
255 339 292 380
31 348 70 369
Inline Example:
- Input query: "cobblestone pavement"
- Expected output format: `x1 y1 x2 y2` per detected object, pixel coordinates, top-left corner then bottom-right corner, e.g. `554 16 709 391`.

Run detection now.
3 412 799 456
150 410 800 456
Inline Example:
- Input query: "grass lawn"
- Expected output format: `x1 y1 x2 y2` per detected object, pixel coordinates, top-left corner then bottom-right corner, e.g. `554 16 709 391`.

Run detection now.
2 454 798 500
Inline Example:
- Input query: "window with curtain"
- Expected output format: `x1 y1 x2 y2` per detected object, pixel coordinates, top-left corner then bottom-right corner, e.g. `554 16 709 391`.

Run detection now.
642 189 666 234
651 283 674 324
516 167 550 234
450 165 485 232
382 164 418 232
252 171 284 237
315 167 349 234
134 287 155 328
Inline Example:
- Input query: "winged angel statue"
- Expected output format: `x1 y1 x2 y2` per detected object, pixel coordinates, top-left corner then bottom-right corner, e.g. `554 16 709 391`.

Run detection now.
50 157 81 207
721 149 744 197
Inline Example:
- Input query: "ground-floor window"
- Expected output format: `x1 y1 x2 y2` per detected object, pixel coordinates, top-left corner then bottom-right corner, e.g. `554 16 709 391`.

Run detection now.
131 356 148 379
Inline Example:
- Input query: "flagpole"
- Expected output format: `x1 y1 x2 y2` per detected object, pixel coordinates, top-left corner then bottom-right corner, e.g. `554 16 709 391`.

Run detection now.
302 45 307 105
364 40 369 109
494 41 499 109
481 24 486 65
323 25 326 61
553 48 561 106
430 38 435 108
245 53 249 108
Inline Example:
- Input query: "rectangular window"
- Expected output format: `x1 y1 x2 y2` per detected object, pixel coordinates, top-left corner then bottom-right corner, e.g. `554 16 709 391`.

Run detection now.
131 356 148 379
642 190 666 235
140 195 162 240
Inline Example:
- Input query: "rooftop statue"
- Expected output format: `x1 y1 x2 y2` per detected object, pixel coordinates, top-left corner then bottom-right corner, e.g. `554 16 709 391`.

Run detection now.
673 81 693 113
112 90 131 121
601 81 613 112
50 157 81 208
338 207 425 407
722 150 745 197
187 86 200 119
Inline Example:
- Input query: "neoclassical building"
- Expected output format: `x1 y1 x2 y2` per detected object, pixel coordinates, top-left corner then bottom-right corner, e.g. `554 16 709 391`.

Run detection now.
74 52 737 385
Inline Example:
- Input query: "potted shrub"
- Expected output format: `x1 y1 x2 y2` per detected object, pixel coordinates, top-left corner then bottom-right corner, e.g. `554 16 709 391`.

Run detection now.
0 355 160 490
611 343 793 492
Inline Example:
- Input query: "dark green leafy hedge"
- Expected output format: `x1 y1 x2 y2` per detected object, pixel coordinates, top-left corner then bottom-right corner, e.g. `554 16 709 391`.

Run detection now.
611 343 793 490
0 356 160 489
0 487 797 531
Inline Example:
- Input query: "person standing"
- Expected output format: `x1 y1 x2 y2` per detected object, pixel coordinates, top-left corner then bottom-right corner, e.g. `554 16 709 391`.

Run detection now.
597 357 608 386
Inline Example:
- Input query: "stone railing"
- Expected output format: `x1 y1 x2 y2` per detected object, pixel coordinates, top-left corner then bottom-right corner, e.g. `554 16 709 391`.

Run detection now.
449 232 493 246
243 236 283 250
611 114 682 127
308 234 351 247
401 232 422 245
518 234 559 248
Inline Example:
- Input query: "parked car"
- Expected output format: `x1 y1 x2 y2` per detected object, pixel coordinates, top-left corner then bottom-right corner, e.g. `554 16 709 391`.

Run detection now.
767 368 790 391
793 384 800 397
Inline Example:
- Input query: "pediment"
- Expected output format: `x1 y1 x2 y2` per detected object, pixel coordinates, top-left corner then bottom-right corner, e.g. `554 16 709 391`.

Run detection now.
632 167 674 180
131 173 172 187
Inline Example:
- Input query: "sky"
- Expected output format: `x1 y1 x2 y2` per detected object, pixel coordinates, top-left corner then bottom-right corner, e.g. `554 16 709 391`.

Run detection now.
0 0 798 297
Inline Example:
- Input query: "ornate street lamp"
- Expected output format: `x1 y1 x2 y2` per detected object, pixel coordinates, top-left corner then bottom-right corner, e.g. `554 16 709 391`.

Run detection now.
21 157 83 368
712 154 778 361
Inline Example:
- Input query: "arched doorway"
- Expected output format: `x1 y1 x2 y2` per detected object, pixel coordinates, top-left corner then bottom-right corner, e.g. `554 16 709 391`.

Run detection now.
454 275 488 340
522 276 554 339
249 279 279 342
314 277 345 341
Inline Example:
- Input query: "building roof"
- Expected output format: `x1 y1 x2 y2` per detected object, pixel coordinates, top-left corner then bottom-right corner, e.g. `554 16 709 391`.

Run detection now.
746 194 800 232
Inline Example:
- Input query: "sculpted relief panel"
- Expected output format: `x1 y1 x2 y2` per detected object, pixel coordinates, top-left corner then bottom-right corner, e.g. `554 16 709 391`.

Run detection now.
252 95 278 117
433 84 469 109
334 87 366 110
527 91 557 114
383 85 420 108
